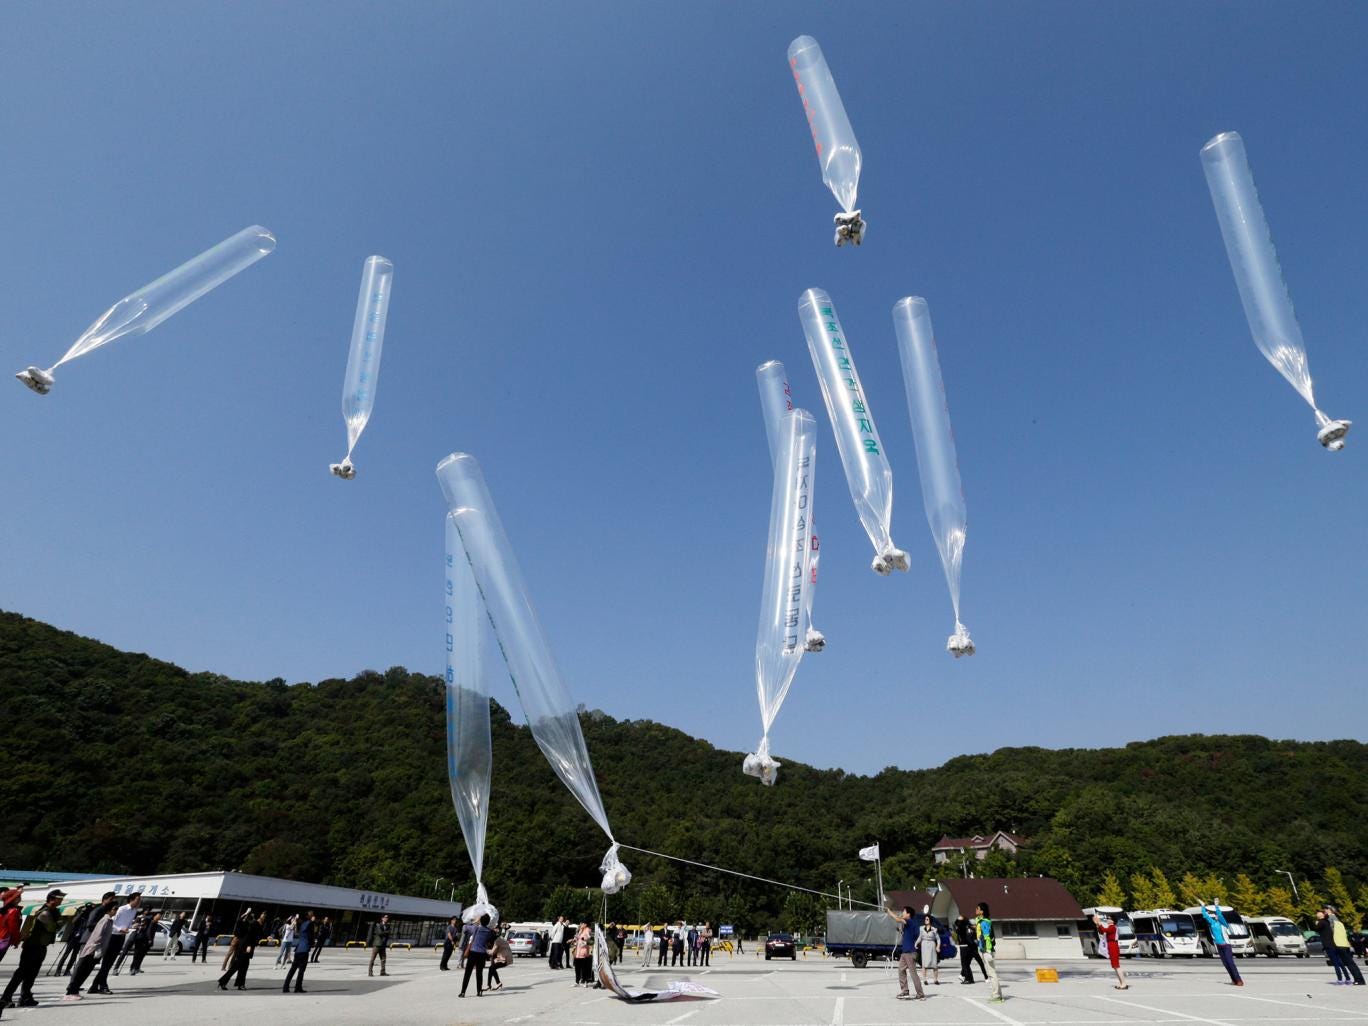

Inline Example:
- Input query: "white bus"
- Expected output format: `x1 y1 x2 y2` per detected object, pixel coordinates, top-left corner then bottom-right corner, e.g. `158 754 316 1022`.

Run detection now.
1130 909 1201 958
1183 905 1254 957
1078 907 1138 958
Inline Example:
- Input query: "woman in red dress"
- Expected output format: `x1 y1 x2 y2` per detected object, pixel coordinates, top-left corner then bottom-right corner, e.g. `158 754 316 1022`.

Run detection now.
1095 913 1128 990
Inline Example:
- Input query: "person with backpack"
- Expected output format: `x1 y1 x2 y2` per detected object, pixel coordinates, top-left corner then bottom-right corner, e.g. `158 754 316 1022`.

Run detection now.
51 901 96 976
0 889 64 1014
63 897 119 1001
975 903 1002 1002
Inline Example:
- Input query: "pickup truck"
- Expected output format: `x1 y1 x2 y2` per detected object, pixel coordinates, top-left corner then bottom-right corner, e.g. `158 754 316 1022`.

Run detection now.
825 910 899 968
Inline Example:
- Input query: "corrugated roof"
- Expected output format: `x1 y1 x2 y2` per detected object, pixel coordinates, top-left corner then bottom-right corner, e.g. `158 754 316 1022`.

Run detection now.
885 889 936 914
932 832 1028 850
933 877 1082 921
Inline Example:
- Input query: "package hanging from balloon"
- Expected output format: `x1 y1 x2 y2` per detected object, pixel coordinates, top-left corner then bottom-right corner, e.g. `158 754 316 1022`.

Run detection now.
892 297 974 657
436 453 624 882
461 881 499 926
742 735 782 787
17 225 276 394
757 361 824 652
600 843 632 895
787 35 865 246
331 256 393 478
800 288 906 575
1200 132 1349 450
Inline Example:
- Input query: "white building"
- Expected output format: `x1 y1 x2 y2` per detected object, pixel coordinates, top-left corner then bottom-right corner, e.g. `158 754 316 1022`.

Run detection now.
31 870 462 947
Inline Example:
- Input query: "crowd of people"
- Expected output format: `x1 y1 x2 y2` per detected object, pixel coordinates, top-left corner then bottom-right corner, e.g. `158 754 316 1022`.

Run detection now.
2 883 1365 1015
0 884 352 1013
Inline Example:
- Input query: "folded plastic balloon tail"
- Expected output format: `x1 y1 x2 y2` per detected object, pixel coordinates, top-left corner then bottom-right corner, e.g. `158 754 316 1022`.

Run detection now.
15 226 275 396
600 843 632 895
947 622 975 658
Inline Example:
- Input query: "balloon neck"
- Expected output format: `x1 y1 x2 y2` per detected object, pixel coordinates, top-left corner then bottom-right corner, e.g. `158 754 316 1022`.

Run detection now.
16 367 54 394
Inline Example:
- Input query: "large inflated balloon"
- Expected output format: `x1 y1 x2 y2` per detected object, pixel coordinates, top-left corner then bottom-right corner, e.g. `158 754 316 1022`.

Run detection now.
444 512 493 903
800 288 906 575
17 226 276 394
331 256 393 478
893 297 974 657
787 35 865 246
1201 132 1349 450
436 452 629 892
744 408 818 786
757 361 824 653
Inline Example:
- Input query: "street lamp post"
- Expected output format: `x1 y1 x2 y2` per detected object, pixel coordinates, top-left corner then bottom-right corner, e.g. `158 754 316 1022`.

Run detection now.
1276 870 1300 904
837 880 844 910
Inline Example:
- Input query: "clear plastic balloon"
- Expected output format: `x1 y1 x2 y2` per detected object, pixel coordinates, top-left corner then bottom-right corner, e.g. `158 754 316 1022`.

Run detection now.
331 256 393 478
1200 132 1349 450
757 361 825 653
436 452 627 891
16 226 276 394
787 35 865 246
745 408 817 787
799 288 907 575
444 512 493 894
893 297 974 657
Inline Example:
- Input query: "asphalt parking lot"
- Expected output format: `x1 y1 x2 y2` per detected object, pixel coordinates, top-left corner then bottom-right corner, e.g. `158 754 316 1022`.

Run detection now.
7 948 1366 1025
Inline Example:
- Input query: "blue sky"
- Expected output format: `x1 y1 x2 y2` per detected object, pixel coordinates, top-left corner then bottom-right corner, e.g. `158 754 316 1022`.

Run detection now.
2 1 1365 776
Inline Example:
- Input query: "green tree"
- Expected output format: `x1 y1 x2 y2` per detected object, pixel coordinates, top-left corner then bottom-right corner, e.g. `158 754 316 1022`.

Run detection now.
1262 885 1297 920
1177 872 1206 908
1323 868 1359 926
1096 871 1127 908
1147 868 1178 909
1228 874 1264 915
1130 872 1161 910
637 883 676 927
1297 882 1327 925
781 891 822 938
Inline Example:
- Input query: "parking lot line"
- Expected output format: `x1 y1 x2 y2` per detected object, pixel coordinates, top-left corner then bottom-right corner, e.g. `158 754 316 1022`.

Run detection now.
962 995 1026 1025
1095 994 1235 1025
831 995 845 1025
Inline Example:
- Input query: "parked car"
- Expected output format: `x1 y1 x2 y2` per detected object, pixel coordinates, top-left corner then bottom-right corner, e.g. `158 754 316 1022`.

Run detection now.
145 922 194 954
507 930 540 957
1303 931 1324 957
765 933 797 960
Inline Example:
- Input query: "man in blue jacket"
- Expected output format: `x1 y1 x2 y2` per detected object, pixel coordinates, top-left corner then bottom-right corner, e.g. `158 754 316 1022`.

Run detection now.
1199 904 1242 986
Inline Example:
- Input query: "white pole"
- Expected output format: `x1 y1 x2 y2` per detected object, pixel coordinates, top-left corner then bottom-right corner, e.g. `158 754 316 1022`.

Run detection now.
875 844 885 908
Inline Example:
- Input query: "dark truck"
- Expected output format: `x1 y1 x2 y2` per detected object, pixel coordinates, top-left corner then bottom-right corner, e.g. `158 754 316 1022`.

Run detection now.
825 910 899 968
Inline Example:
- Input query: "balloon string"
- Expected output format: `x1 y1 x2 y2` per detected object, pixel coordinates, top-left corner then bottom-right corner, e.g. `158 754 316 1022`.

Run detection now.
616 843 884 910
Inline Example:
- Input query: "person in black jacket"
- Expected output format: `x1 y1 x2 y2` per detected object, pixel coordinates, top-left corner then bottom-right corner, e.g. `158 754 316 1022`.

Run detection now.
127 912 159 975
368 914 391 977
217 911 264 991
50 901 97 977
192 916 212 964
440 917 459 971
282 911 313 994
310 917 331 963
955 915 984 983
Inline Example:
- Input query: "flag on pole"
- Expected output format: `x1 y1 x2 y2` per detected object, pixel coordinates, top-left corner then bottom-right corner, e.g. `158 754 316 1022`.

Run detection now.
858 843 880 861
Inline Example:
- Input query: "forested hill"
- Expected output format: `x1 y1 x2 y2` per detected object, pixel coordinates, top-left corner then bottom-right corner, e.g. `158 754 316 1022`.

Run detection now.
3 609 1365 930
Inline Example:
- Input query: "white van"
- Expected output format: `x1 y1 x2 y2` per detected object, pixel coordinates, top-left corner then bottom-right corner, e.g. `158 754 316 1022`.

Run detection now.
1078 907 1137 958
1246 916 1308 958
1183 905 1254 957
1129 909 1201 958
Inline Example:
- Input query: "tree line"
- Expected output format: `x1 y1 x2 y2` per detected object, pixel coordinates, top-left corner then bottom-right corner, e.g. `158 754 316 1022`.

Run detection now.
2 610 1365 933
